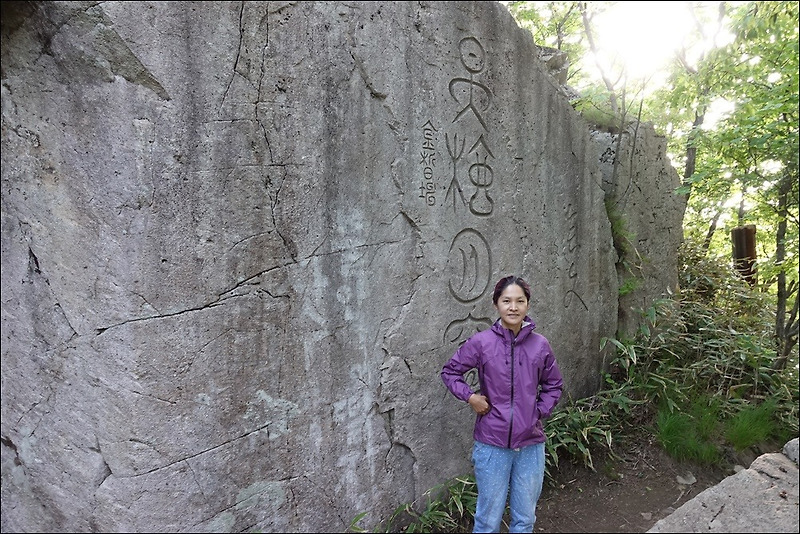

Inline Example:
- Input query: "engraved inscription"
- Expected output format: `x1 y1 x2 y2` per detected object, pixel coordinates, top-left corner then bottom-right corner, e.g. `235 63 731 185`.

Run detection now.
444 37 496 327
562 202 588 310
443 313 494 344
450 37 492 131
448 36 496 218
420 36 498 217
444 133 467 213
468 154 493 216
447 229 492 303
432 35 502 338
419 120 439 206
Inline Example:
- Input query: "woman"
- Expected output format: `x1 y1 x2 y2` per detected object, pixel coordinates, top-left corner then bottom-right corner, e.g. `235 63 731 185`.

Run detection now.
441 275 564 533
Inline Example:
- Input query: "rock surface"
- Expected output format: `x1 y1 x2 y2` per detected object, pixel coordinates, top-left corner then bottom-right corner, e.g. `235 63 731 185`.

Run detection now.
1 1 684 531
648 438 800 533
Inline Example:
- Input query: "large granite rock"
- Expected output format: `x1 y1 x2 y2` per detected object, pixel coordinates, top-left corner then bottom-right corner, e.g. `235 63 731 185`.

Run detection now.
648 438 800 533
1 1 680 531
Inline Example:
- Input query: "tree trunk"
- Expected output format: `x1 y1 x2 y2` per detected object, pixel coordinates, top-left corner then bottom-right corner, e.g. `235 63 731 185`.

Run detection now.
580 2 619 118
681 111 705 205
772 175 799 370
702 206 723 253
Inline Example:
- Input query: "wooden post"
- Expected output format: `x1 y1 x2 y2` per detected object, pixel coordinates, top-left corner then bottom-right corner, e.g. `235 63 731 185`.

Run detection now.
731 224 757 286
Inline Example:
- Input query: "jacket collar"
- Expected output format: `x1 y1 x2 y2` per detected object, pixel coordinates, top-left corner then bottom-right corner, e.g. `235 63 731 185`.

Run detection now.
491 316 536 340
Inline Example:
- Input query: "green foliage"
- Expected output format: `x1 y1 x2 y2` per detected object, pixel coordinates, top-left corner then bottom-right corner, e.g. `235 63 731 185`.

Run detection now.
551 235 797 468
506 1 588 87
724 399 780 450
614 239 798 461
605 199 645 299
690 395 723 442
513 0 800 364
544 394 614 474
654 395 725 465
618 276 640 297
656 409 722 465
348 476 477 533
605 199 635 258
572 86 625 131
662 3 799 362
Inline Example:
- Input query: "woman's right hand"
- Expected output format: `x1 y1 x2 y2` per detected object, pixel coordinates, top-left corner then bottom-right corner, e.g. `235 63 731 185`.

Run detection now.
468 393 491 415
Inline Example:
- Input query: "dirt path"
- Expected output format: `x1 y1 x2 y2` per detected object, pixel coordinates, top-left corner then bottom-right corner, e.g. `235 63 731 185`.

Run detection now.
533 436 735 533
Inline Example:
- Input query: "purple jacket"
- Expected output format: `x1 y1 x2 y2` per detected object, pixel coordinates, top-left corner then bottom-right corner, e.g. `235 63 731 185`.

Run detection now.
441 318 564 449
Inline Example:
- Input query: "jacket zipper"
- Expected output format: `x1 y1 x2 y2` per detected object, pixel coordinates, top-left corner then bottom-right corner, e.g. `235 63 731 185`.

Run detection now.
507 337 516 448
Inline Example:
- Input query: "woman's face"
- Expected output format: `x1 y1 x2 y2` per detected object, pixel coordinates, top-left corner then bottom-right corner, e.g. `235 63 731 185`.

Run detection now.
494 283 529 333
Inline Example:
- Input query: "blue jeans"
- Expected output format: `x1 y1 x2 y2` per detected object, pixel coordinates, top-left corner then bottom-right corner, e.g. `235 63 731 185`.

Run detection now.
471 441 546 533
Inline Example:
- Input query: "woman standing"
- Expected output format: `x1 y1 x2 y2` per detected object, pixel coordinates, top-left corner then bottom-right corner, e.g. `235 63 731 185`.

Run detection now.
441 275 564 533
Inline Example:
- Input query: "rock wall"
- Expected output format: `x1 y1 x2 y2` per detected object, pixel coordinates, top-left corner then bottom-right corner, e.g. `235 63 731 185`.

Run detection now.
1 1 680 532
593 124 687 339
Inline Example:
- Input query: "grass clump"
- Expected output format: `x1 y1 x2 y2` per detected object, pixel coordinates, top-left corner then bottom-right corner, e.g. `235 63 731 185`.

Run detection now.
348 476 477 533
723 399 779 451
655 408 721 465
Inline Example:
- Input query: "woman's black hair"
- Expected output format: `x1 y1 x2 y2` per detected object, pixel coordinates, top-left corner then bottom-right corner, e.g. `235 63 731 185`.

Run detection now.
492 275 531 304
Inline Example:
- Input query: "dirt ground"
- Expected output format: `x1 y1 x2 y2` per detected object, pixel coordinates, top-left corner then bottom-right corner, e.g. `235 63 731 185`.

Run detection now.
530 432 765 533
